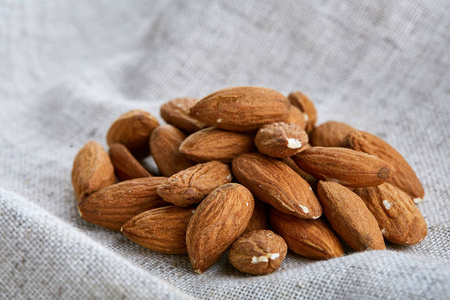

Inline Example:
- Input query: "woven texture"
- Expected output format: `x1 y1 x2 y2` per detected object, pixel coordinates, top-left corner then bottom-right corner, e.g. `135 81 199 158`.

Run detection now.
1 0 449 299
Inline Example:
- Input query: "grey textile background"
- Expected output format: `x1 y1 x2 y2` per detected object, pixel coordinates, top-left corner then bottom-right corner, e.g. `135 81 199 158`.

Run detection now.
1 0 449 299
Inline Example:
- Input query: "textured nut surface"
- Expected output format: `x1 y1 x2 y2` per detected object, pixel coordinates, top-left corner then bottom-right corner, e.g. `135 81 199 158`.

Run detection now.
287 91 317 133
72 141 116 203
232 153 322 219
186 183 254 273
354 183 427 245
270 207 344 259
310 121 355 147
317 180 386 251
121 206 193 254
229 230 287 275
293 146 396 188
254 122 309 158
179 127 255 163
157 161 232 207
106 110 159 159
188 86 290 132
243 199 270 234
160 97 206 133
109 143 151 181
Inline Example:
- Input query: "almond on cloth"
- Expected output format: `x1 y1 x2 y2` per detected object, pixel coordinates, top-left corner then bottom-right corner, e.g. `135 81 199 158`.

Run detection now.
106 110 159 159
78 177 168 231
317 180 386 251
293 146 396 188
354 183 427 245
188 86 290 132
232 153 321 219
72 140 116 203
269 207 344 259
254 122 309 158
157 161 232 207
286 105 306 130
150 125 195 177
310 121 355 147
109 143 151 181
121 206 193 254
228 230 287 275
287 91 317 133
186 183 254 273
179 127 255 163
345 130 424 201
160 97 206 133
243 199 270 234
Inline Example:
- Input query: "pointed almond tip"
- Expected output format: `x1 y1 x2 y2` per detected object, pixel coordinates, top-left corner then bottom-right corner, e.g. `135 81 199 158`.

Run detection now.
414 197 424 204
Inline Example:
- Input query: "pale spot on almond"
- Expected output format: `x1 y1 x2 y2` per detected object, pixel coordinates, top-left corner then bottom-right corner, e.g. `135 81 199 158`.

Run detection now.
382 200 392 210
251 253 280 264
299 204 310 214
287 138 302 149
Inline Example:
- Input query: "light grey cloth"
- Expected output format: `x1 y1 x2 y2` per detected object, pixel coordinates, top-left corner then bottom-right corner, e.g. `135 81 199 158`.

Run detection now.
1 0 449 299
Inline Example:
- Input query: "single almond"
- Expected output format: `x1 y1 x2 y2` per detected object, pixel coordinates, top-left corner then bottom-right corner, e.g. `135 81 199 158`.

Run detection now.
72 141 116 203
179 127 255 163
232 153 322 219
286 105 306 130
109 143 151 181
282 155 318 189
243 199 270 234
157 161 233 207
121 206 193 254
316 180 386 251
345 130 424 200
254 122 309 158
293 146 396 187
310 121 355 147
287 91 317 133
150 125 195 177
188 86 290 132
354 183 427 245
269 207 344 259
160 97 206 133
186 183 254 273
78 177 168 231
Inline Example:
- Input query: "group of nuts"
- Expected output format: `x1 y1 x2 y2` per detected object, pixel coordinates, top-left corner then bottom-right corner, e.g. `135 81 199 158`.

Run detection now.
71 86 427 275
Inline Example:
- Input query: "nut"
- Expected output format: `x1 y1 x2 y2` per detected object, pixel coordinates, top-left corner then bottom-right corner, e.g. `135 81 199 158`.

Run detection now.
310 121 355 147
287 91 317 133
109 143 151 181
160 97 206 133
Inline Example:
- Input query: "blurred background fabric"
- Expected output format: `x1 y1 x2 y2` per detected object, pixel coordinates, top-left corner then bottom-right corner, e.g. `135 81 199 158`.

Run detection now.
1 0 449 299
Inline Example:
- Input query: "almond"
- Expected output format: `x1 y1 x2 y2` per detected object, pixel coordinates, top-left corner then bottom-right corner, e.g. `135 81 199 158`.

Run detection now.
243 199 270 234
310 121 355 147
121 206 193 254
72 141 116 203
293 146 396 187
106 110 159 159
286 105 306 129
109 143 151 181
287 91 317 133
354 183 427 245
316 180 385 251
157 161 233 207
78 177 168 231
179 127 255 163
281 155 318 189
232 153 321 219
269 207 344 259
186 183 254 273
188 86 290 132
345 130 424 200
160 97 206 133
150 125 195 176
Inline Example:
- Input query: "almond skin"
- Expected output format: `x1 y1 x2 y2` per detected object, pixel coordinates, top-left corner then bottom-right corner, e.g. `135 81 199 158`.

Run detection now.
286 106 306 130
78 177 169 231
310 121 355 147
150 125 195 177
106 110 159 159
188 86 290 132
269 207 344 259
109 143 151 181
243 199 270 234
160 97 206 133
345 130 424 200
287 91 317 133
72 141 116 203
179 127 255 163
157 161 233 207
282 155 318 189
293 147 396 188
354 183 427 245
316 180 386 251
121 206 193 254
232 153 322 219
186 183 254 273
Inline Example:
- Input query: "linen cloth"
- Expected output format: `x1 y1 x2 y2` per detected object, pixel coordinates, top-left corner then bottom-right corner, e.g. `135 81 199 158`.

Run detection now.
1 0 449 299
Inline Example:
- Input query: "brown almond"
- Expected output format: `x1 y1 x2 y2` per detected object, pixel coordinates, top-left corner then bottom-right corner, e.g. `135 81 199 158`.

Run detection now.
293 147 396 187
109 143 151 181
286 105 306 129
354 183 427 245
269 207 344 259
281 155 318 189
106 110 159 159
78 177 168 231
232 153 322 219
310 121 355 147
243 199 270 234
157 161 233 207
345 130 424 200
188 86 290 132
287 91 317 133
121 206 193 254
317 180 385 251
186 183 254 273
150 125 195 177
160 97 206 133
179 127 255 163
72 141 116 203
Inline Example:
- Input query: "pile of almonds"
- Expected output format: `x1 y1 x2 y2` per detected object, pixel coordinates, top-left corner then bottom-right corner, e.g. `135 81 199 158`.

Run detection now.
72 86 427 275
